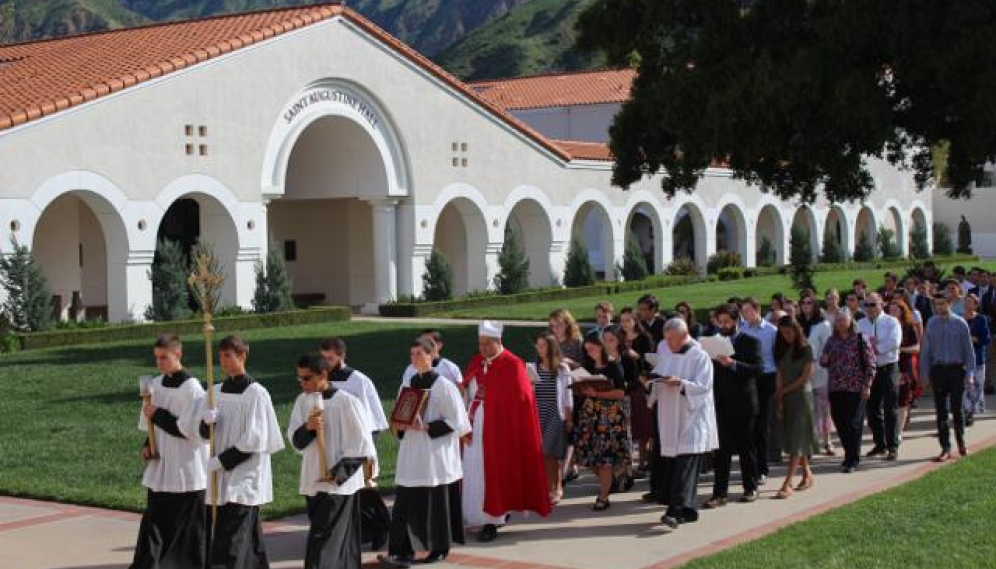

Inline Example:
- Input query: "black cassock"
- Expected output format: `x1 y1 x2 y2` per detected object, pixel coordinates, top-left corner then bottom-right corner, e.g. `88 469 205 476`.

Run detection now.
130 489 205 569
207 503 269 569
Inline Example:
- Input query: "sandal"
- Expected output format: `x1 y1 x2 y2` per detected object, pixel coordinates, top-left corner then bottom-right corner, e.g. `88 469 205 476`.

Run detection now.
795 477 814 491
592 497 611 511
775 486 793 499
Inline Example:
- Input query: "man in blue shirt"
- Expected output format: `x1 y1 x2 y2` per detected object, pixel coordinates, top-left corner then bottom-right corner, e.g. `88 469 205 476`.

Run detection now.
739 297 778 485
919 295 977 462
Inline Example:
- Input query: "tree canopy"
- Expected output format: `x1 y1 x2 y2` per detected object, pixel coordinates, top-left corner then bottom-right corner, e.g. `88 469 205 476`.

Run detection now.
576 0 996 202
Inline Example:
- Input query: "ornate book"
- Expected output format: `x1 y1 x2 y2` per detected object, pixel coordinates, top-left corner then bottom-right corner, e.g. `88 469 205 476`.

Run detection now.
391 386 430 428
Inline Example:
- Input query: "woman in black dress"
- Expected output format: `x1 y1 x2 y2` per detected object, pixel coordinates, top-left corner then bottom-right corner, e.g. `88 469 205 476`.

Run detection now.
619 308 654 477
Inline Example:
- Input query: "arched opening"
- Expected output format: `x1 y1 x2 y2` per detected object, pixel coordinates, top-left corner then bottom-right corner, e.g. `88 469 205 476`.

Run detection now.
823 206 849 261
506 199 553 287
855 206 877 258
716 204 748 261
268 115 391 307
791 206 819 263
756 205 785 266
673 203 707 269
571 201 614 280
628 207 657 274
433 198 488 296
32 192 124 322
156 193 241 308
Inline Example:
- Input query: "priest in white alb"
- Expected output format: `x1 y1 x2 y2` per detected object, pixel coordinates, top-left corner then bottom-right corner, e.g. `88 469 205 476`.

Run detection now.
649 318 718 530
287 353 378 569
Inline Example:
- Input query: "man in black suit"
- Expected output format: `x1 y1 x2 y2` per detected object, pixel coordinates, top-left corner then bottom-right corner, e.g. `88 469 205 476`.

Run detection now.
638 294 667 346
969 269 994 316
905 276 934 324
703 302 763 507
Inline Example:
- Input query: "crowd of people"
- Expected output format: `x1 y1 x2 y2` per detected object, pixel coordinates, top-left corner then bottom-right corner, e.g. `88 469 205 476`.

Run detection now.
127 265 990 569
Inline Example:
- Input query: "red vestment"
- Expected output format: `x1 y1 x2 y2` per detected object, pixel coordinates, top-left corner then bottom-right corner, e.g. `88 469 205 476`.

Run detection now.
464 349 550 518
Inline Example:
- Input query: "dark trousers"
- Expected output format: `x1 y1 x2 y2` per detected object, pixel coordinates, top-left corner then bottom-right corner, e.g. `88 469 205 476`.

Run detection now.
829 391 866 467
931 364 967 452
661 454 702 522
753 373 776 476
648 403 664 500
867 362 900 450
713 413 757 498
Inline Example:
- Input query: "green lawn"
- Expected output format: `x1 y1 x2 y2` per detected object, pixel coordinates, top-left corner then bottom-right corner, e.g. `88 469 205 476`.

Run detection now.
0 321 544 519
680 447 996 568
436 263 996 321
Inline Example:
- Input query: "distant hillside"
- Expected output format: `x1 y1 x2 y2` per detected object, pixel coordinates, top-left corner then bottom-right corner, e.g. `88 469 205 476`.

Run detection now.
436 0 602 81
0 0 604 80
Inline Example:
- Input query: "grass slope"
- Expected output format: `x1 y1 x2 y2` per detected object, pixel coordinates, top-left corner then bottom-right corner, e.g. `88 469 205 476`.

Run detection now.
435 263 996 321
681 447 996 569
435 0 602 81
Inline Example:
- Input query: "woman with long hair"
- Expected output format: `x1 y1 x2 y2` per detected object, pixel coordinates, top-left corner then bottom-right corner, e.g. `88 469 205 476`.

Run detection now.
574 334 627 511
674 302 702 339
798 291 834 455
773 316 819 498
601 324 640 491
961 294 990 427
530 333 574 504
549 308 584 482
888 298 920 436
618 308 655 478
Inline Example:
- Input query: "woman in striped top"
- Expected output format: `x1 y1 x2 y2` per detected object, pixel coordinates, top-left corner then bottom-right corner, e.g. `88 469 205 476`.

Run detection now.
531 332 574 505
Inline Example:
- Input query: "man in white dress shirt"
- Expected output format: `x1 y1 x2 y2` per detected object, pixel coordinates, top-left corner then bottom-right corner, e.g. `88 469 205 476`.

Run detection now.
856 293 903 461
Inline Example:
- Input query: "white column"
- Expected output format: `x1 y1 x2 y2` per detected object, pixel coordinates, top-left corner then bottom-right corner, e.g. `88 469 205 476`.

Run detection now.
485 241 502 291
701 215 717 274
549 239 567 286
396 202 418 298
108 248 154 323
366 199 399 312
409 243 432 299
743 218 758 268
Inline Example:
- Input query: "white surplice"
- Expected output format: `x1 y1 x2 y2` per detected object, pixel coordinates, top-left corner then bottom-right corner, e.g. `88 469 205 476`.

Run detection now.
394 373 471 487
138 374 207 493
650 341 719 457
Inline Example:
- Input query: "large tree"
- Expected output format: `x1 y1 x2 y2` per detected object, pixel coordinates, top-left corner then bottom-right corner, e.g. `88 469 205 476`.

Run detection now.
576 0 996 202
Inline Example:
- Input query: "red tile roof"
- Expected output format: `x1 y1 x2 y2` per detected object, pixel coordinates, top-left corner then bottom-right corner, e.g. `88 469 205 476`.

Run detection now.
552 139 612 162
0 3 587 162
470 69 635 111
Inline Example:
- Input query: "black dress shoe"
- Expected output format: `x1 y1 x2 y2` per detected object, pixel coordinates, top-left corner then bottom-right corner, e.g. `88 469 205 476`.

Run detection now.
378 554 414 569
866 446 886 458
370 534 388 551
478 524 498 542
660 515 679 529
702 496 727 509
739 491 758 503
420 551 448 564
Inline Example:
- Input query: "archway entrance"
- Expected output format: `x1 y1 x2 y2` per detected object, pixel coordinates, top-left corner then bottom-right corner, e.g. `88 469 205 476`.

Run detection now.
823 206 848 261
791 207 819 263
269 115 391 308
32 192 122 322
572 201 614 281
506 199 553 287
433 198 488 296
673 203 706 270
627 206 658 274
716 204 748 261
756 205 785 266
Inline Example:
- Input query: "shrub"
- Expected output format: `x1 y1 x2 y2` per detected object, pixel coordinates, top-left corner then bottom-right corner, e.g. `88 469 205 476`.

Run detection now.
665 257 699 276
494 225 530 294
933 223 954 256
718 267 743 281
619 233 649 281
0 237 53 332
821 231 844 263
146 238 191 322
252 237 295 313
707 251 742 274
909 220 930 259
421 249 453 302
563 238 595 287
789 226 815 291
878 226 900 259
757 236 776 267
853 231 876 262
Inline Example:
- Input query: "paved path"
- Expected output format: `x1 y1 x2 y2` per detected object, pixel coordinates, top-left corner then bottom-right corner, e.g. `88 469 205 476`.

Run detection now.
2 399 994 569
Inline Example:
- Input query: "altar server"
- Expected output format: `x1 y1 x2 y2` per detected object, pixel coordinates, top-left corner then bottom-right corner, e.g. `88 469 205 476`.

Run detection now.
130 333 207 569
201 335 285 569
399 329 464 386
288 353 378 569
378 338 471 568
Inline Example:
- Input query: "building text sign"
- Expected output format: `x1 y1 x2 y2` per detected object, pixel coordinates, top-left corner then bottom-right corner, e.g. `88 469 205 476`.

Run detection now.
282 88 379 129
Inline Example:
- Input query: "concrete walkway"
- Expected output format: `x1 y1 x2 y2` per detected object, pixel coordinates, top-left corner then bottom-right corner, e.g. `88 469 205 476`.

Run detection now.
2 398 994 569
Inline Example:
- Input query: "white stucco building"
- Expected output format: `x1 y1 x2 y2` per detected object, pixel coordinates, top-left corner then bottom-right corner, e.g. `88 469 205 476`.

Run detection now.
0 3 931 322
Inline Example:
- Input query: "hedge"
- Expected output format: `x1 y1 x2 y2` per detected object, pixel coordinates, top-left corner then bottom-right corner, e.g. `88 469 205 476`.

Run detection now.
379 275 713 317
9 306 352 351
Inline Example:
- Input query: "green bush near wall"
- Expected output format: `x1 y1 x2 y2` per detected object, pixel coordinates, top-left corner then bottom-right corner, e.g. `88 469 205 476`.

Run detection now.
8 306 351 351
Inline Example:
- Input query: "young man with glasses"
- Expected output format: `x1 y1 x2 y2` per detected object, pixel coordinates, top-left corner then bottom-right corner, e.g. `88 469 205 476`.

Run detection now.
856 294 903 461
